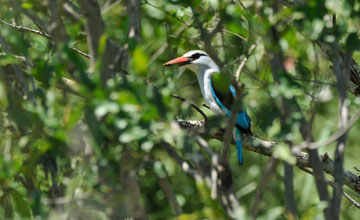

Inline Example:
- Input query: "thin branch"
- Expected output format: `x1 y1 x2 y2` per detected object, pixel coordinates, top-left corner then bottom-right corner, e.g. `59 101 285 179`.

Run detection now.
172 79 197 93
195 17 224 68
195 136 219 199
63 2 81 22
0 18 90 59
176 119 360 196
76 0 105 73
143 0 191 27
221 103 238 164
159 166 183 215
223 29 247 41
282 0 360 97
77 0 127 86
9 0 49 34
171 94 208 121
164 133 243 219
343 191 360 209
305 94 331 216
330 42 352 219
161 141 200 180
127 0 141 43
267 4 297 215
221 81 244 165
251 157 279 218
298 167 360 209
280 2 360 213
101 0 123 14
293 108 360 152
0 18 51 38
0 53 83 97
148 24 187 66
0 34 33 101
235 44 256 81
120 148 148 219
291 77 336 86
48 0 69 42
68 47 91 59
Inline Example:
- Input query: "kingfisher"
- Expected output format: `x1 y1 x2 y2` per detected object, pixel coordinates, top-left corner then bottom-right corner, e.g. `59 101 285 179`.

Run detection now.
164 50 252 165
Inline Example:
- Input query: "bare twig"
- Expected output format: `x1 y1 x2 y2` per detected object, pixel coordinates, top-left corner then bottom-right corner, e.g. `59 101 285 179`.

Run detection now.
251 157 279 218
221 103 238 164
8 0 49 34
291 77 336 86
267 4 297 215
305 103 331 218
143 0 191 27
77 0 127 86
63 2 81 22
293 108 360 152
48 0 69 42
172 79 197 93
101 0 122 14
159 167 183 215
171 94 208 121
283 160 299 219
164 134 243 219
162 141 200 180
235 44 256 81
279 2 360 214
0 18 90 59
195 136 218 199
176 119 360 196
221 81 244 165
330 42 352 219
148 24 187 66
223 29 247 41
298 167 360 209
127 0 141 43
195 17 224 68
0 34 33 101
76 0 105 69
0 18 51 38
282 0 360 97
343 191 360 209
120 148 148 219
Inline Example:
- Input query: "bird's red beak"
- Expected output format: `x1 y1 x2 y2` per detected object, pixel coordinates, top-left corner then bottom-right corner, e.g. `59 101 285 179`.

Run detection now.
163 56 190 66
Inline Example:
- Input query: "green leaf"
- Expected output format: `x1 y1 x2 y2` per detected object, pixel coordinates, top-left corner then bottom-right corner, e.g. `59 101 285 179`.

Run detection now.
345 32 360 51
0 55 21 65
132 46 149 75
10 189 32 218
21 2 33 9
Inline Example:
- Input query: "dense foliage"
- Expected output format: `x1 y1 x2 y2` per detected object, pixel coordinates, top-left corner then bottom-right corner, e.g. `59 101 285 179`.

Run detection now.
0 0 359 219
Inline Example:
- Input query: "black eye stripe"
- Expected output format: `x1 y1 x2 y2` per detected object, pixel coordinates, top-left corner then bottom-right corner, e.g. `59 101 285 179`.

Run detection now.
190 53 207 60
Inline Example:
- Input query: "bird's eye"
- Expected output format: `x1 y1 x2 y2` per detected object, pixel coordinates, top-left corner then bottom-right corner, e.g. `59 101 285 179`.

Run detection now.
191 53 200 59
190 53 205 60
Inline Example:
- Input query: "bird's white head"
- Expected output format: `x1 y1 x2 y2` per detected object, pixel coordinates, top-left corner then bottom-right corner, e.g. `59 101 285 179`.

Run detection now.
164 50 219 75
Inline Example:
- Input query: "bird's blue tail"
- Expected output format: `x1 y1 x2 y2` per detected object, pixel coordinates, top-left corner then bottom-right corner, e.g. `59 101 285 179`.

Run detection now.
235 128 243 165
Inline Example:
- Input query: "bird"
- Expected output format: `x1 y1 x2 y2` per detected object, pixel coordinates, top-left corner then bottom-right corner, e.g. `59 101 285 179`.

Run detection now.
164 50 252 165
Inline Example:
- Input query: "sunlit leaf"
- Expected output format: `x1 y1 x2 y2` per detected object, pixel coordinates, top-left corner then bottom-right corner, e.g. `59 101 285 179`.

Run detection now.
132 46 149 75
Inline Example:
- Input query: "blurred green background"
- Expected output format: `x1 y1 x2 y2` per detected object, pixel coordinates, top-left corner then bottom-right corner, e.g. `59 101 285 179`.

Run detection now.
0 0 359 219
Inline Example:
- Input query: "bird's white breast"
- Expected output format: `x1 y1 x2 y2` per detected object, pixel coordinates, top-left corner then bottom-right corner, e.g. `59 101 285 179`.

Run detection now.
197 69 223 115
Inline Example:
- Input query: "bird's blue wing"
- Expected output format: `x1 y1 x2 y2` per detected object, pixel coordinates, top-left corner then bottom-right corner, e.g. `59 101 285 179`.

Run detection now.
209 74 234 117
209 74 251 133
210 74 252 165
